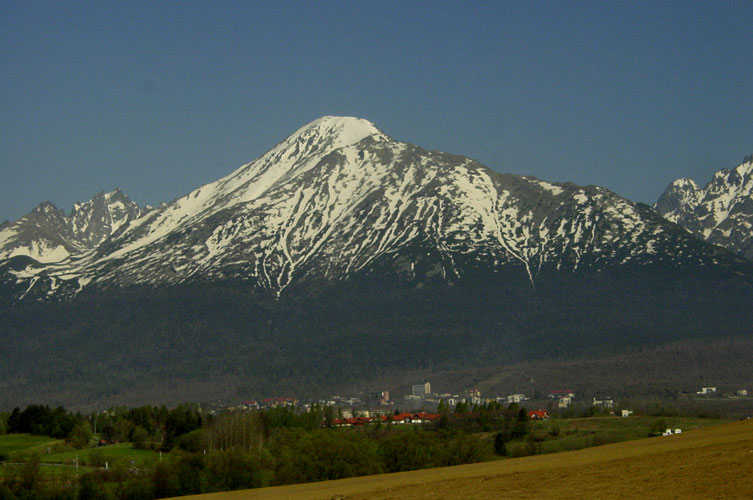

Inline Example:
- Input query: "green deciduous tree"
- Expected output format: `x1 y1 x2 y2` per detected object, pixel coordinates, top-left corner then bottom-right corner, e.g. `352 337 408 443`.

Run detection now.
67 422 93 449
130 426 150 450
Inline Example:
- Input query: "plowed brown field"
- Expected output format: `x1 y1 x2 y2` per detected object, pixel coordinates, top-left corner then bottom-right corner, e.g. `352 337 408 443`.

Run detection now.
173 419 753 500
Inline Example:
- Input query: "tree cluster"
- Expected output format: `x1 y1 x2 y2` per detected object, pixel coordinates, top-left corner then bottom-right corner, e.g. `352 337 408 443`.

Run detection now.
5 405 84 445
0 402 530 499
97 404 202 451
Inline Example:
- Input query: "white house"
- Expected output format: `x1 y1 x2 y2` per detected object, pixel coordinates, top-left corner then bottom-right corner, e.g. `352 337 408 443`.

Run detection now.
506 394 526 403
557 396 572 408
592 396 614 408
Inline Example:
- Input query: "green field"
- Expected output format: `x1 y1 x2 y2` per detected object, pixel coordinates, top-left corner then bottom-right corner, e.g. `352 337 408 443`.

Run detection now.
0 434 60 456
0 433 165 479
517 415 727 455
43 442 164 468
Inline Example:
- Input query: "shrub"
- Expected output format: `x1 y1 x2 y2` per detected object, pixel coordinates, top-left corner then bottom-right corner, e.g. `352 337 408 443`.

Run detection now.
274 430 381 485
176 429 208 453
206 450 264 492
87 450 106 468
377 430 440 472
439 432 491 466
549 422 561 437
67 423 93 449
130 426 150 450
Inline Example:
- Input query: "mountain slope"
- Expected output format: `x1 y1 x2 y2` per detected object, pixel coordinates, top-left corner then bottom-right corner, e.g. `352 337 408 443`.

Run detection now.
1 117 752 409
3 117 749 302
656 155 753 260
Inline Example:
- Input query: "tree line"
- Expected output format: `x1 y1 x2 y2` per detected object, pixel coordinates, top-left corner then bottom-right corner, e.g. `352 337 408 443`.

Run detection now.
0 401 535 499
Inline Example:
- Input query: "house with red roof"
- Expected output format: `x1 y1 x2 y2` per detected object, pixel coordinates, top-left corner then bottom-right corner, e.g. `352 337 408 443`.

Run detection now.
528 409 550 420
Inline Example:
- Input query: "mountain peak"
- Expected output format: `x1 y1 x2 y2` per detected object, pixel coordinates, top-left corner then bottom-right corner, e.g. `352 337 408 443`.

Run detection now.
33 201 61 214
735 155 753 177
669 178 699 190
186 116 387 213
656 155 753 260
289 116 384 151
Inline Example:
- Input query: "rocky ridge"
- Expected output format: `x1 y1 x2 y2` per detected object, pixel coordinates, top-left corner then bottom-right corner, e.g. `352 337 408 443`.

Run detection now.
655 155 753 261
0 189 142 264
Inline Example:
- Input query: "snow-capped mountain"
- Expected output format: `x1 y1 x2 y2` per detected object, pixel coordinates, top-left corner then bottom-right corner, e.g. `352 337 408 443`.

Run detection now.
0 189 142 264
2 117 751 303
655 155 753 261
4 116 753 409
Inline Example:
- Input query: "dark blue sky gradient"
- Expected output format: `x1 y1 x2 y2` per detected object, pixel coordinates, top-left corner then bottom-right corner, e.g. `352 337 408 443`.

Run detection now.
2 1 752 221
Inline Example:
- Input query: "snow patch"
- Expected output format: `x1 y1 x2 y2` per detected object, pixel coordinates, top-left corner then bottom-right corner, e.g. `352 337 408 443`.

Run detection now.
7 241 70 263
536 180 565 196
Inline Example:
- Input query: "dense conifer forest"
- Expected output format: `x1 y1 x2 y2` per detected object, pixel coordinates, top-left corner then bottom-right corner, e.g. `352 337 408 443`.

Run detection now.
2 262 753 410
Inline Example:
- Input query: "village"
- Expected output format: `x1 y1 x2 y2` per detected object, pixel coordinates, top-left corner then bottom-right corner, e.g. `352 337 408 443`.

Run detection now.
216 383 751 427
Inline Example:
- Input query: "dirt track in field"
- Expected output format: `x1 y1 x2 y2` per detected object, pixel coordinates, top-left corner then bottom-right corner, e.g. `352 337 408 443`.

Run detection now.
173 419 753 500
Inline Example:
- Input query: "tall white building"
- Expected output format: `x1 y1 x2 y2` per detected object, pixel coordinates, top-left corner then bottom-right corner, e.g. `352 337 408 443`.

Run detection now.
412 382 431 398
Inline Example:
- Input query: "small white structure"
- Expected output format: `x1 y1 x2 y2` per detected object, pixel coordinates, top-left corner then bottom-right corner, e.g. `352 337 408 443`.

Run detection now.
736 389 748 397
697 387 717 395
506 393 526 403
663 428 682 436
621 409 633 418
593 396 614 408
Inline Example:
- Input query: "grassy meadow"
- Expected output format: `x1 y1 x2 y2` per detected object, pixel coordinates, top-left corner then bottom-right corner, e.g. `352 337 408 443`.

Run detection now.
0 433 166 482
0 434 60 456
511 414 726 455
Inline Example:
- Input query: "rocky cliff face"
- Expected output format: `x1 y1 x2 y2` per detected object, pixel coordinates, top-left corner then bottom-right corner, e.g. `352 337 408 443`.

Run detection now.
0 189 142 265
656 155 753 261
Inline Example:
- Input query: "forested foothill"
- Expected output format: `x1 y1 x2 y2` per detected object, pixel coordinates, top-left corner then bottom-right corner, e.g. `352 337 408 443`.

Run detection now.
2 262 753 412
0 399 739 500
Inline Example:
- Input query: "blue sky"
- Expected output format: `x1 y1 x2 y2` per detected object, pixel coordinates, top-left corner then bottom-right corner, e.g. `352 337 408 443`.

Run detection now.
2 1 752 222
